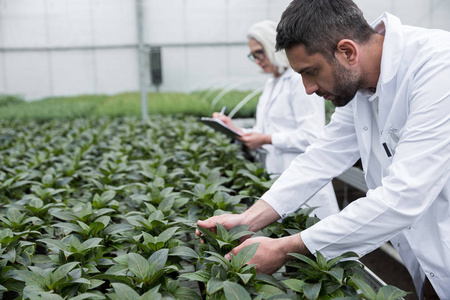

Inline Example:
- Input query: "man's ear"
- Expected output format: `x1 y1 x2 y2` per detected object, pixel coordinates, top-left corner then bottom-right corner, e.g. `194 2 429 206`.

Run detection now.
335 39 358 66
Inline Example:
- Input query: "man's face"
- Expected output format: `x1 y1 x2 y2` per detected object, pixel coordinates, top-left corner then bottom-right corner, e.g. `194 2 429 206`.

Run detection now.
286 44 364 107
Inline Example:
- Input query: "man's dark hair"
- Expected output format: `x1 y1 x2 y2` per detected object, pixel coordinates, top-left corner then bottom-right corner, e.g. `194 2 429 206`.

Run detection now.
276 0 375 60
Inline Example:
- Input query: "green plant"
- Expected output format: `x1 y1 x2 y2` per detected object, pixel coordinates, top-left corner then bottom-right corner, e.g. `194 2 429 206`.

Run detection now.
282 251 362 299
262 206 320 238
183 243 285 299
351 274 409 300
17 262 86 298
196 223 254 256
229 162 276 203
38 235 104 270
0 207 43 232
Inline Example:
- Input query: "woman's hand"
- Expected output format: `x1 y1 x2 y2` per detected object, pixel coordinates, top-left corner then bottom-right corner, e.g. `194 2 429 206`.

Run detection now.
238 132 272 150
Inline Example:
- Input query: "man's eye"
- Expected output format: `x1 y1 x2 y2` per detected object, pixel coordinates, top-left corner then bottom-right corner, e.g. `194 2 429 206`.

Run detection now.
306 69 316 75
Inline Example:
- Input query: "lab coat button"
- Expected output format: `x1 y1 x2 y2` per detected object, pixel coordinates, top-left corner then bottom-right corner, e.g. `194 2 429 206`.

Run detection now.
407 227 411 230
430 272 435 277
363 126 368 131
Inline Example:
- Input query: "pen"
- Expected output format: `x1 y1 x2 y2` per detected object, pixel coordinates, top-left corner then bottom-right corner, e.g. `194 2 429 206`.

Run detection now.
219 106 226 118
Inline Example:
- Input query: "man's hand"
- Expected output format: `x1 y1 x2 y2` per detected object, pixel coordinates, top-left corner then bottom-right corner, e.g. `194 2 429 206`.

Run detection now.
196 200 281 237
225 233 310 274
238 132 271 150
196 213 244 237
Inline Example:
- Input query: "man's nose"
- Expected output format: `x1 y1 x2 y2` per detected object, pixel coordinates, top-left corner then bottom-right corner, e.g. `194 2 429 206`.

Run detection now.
302 77 319 95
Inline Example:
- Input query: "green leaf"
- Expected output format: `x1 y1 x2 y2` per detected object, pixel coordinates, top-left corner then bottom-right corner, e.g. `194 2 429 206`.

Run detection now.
101 190 116 202
282 278 305 293
254 273 285 290
204 251 230 269
169 246 198 259
42 174 54 186
0 229 13 242
288 252 319 269
172 286 202 300
254 284 285 297
69 278 91 285
235 243 259 266
51 262 79 282
196 226 219 244
53 222 82 234
2 248 16 263
102 223 133 235
207 277 225 295
326 251 359 269
217 239 231 249
351 275 377 299
77 221 91 233
223 281 251 300
17 270 46 288
211 265 227 281
69 293 106 300
321 280 342 295
141 285 162 300
228 225 253 241
324 267 344 283
92 274 133 286
316 251 328 270
111 282 141 300
236 273 254 285
179 272 210 284
127 253 151 280
336 260 363 270
216 223 229 241
79 237 103 251
51 262 79 283
148 248 169 272
89 222 106 236
156 226 179 243
303 282 321 300
377 285 409 300
158 196 174 212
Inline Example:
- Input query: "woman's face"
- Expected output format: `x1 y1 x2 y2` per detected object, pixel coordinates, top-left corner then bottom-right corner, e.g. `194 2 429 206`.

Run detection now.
248 38 275 74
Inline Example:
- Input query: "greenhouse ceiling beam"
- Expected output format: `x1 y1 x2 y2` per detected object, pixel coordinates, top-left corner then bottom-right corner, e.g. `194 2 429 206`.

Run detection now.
0 42 247 53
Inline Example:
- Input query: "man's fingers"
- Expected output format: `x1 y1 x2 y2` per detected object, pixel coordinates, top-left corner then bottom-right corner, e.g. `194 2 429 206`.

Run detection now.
197 218 217 231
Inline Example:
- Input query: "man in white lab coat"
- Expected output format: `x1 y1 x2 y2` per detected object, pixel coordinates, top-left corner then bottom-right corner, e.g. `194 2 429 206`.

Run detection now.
197 0 450 298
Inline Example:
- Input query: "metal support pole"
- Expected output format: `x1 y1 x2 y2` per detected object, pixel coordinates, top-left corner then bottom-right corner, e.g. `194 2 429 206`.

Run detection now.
135 0 148 120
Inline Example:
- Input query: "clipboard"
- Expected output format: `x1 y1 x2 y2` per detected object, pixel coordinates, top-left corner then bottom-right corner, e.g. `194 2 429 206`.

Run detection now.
199 117 242 139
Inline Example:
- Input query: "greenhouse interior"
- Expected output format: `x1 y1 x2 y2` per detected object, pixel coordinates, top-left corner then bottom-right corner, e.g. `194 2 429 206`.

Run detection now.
1 0 450 299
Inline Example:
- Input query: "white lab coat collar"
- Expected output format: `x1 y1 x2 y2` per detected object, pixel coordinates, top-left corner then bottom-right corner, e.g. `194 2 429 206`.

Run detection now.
372 12 404 86
370 13 404 134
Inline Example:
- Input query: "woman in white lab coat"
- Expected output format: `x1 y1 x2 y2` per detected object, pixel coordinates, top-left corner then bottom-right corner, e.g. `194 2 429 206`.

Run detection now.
214 20 339 219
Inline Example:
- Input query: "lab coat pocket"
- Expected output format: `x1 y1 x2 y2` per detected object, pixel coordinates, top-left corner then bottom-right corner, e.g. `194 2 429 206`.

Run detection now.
381 127 401 157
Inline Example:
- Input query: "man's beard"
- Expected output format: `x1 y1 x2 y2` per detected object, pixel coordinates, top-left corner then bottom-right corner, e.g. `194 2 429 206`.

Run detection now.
329 61 366 107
